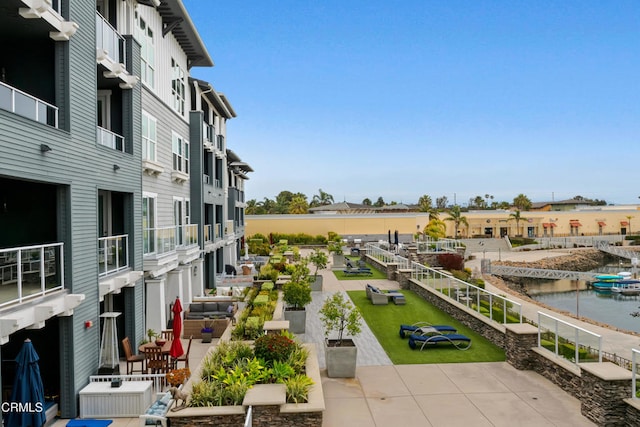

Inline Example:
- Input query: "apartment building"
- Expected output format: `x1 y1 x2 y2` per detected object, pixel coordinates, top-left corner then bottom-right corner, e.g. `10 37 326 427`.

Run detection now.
0 0 250 419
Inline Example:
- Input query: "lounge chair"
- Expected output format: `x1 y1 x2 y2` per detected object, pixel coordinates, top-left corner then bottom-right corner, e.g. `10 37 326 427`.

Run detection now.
399 323 457 338
343 268 373 276
408 332 472 351
367 284 405 305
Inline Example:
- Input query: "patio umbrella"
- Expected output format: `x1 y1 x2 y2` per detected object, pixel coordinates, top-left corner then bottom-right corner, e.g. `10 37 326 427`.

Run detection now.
388 230 391 244
169 297 184 359
6 339 46 427
394 230 399 245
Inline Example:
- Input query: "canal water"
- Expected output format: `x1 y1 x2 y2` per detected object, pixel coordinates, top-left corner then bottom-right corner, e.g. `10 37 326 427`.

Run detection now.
528 265 640 333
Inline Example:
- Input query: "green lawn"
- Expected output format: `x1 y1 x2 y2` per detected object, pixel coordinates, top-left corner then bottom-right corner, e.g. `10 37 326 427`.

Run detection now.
332 257 387 280
347 290 506 364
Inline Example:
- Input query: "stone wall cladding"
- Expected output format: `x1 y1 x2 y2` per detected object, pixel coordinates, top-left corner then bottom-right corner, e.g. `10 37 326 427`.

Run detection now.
504 327 538 370
580 370 631 426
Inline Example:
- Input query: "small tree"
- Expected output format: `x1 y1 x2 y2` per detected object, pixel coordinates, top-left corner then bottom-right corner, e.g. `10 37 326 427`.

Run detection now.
319 293 362 346
282 280 312 310
308 249 328 276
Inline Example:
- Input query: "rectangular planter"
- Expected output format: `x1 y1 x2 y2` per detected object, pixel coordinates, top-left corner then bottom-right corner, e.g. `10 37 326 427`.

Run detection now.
325 340 357 378
283 309 306 334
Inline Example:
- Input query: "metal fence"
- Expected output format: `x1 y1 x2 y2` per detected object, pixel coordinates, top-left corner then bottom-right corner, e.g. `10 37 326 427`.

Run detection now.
365 243 410 269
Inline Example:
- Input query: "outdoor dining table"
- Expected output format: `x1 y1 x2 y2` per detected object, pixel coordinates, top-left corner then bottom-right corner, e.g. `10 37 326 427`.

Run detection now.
138 340 173 355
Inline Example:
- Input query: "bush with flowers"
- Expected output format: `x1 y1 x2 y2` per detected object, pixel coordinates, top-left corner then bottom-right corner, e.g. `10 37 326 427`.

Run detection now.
166 368 191 387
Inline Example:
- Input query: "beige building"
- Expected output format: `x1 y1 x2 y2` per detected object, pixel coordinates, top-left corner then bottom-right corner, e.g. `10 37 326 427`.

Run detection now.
246 206 640 240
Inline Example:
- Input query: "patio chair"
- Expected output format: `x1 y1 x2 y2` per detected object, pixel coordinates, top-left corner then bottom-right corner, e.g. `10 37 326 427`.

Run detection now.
408 332 472 351
370 291 390 305
367 284 404 305
145 345 170 374
399 323 457 338
160 330 174 341
122 337 145 375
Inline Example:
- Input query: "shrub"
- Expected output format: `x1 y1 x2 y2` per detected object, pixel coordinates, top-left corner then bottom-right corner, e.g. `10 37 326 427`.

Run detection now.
254 334 296 364
261 281 274 291
283 280 312 309
437 253 464 271
285 374 314 403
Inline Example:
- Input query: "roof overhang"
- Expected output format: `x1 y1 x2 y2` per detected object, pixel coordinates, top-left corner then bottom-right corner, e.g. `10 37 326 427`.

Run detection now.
190 78 236 118
157 1 213 68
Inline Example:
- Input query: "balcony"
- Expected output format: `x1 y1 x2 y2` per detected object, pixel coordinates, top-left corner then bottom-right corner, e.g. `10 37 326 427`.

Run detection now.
95 12 137 89
0 243 64 306
97 235 142 301
203 123 215 145
0 242 84 344
176 224 199 264
0 81 58 127
143 226 179 278
18 0 78 41
97 126 125 152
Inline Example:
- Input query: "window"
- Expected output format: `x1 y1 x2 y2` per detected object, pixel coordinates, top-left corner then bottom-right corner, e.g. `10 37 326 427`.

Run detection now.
172 132 189 174
142 111 157 161
135 13 155 88
142 193 157 254
171 58 185 115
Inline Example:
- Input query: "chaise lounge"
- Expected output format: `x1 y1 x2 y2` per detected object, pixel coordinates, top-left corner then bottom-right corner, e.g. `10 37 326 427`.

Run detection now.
408 332 472 351
399 322 457 338
366 284 406 305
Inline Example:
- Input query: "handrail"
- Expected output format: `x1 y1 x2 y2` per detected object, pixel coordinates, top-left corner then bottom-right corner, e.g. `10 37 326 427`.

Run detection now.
89 373 166 395
96 11 124 65
204 224 212 242
143 226 177 256
537 311 602 365
0 81 58 127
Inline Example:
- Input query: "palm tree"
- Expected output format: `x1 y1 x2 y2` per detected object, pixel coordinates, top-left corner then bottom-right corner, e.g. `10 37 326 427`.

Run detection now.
310 188 334 207
444 205 468 238
418 195 432 212
288 195 309 214
513 194 532 211
508 209 528 237
424 218 446 240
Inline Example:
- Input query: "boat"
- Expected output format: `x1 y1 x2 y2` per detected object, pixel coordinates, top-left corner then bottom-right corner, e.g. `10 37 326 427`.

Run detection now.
611 282 640 296
591 281 615 291
593 274 624 282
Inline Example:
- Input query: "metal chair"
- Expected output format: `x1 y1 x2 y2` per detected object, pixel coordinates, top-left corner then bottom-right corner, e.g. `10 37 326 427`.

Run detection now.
122 337 145 375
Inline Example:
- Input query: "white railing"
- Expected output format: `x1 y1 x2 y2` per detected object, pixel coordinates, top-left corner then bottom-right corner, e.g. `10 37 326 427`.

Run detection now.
0 81 58 127
632 349 640 399
203 122 215 143
97 126 125 151
364 243 410 268
203 174 210 184
0 243 64 307
177 224 198 247
215 178 221 188
96 12 124 65
89 374 166 395
215 223 223 241
204 224 212 243
98 234 129 277
216 134 224 151
416 238 460 253
537 312 602 365
410 261 522 324
143 226 176 256
225 220 234 235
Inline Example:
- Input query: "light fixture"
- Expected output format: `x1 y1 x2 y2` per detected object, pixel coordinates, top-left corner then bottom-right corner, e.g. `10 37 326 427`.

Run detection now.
40 144 52 153
113 164 120 171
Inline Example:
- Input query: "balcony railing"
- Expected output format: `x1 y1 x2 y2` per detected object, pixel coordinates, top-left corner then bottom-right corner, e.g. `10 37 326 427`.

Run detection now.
98 234 129 277
143 226 176 257
177 224 198 247
96 12 124 65
203 175 210 185
215 178 221 188
97 126 125 152
0 81 58 127
216 134 224 151
225 220 234 236
215 223 222 241
0 243 64 307
203 123 215 143
204 224 212 243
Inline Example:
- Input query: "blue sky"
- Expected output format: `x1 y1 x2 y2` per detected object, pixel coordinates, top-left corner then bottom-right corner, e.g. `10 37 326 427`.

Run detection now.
184 1 639 206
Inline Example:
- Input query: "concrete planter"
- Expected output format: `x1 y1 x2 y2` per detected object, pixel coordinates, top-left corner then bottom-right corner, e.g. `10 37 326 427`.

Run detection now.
325 339 357 378
310 275 323 291
332 254 345 268
283 308 306 334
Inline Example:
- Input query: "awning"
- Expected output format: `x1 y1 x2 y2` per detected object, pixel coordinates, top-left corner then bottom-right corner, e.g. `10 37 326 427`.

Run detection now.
569 221 582 227
598 221 606 227
621 221 629 226
542 223 556 228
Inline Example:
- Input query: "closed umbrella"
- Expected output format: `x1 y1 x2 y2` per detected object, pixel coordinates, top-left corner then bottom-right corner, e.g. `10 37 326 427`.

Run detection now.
394 230 399 245
169 297 184 359
6 339 46 427
388 230 391 245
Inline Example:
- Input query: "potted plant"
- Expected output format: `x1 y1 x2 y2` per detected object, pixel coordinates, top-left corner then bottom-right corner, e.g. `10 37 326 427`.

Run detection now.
201 319 214 343
282 278 312 334
319 292 362 378
328 238 345 268
308 249 328 291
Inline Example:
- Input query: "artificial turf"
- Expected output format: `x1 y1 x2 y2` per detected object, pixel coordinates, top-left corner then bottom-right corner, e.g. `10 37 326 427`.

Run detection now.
332 257 387 280
347 289 506 364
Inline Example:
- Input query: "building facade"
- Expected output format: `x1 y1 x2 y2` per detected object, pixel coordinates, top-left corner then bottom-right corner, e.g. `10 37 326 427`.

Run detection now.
0 0 250 419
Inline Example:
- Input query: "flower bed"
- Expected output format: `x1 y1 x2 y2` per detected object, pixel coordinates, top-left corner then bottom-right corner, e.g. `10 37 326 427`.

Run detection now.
189 335 313 406
232 287 279 340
